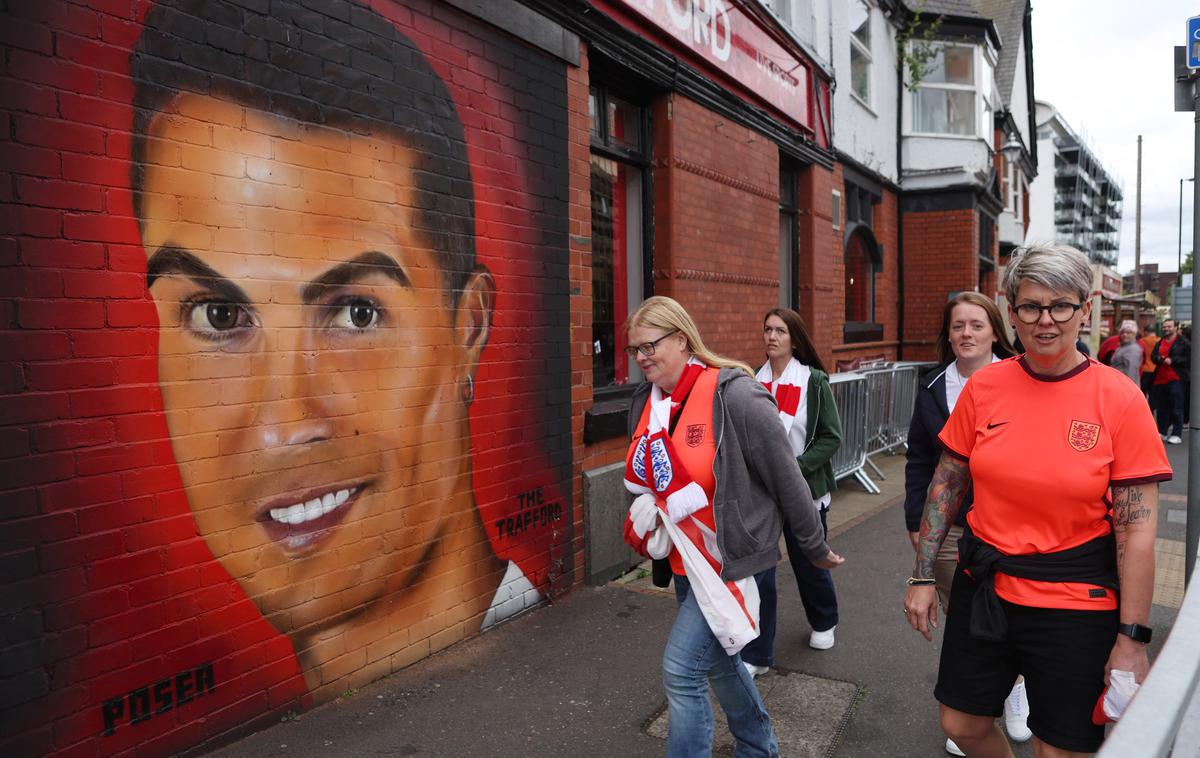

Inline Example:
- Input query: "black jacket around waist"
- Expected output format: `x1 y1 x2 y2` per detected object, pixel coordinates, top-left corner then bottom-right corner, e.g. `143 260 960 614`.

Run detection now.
957 525 1118 641
904 363 972 533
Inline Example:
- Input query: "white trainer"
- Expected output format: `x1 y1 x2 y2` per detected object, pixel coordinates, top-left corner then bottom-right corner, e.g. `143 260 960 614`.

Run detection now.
945 737 965 756
742 661 769 678
1004 680 1032 742
1168 435 1183 445
809 626 836 650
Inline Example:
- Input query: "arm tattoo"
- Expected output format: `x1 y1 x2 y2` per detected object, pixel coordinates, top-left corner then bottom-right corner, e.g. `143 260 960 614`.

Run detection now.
915 453 971 579
1112 485 1130 589
1111 485 1153 589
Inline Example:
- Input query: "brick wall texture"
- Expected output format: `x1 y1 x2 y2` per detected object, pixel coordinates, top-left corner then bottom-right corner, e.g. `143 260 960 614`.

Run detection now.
1 1 579 755
2 1 1004 755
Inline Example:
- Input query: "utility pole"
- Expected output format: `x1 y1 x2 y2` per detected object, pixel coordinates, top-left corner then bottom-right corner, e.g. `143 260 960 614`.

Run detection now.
1178 39 1200 584
1134 135 1143 295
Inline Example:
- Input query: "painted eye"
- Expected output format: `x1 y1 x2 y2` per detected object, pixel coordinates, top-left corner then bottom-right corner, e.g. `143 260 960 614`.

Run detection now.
331 300 380 329
186 301 247 334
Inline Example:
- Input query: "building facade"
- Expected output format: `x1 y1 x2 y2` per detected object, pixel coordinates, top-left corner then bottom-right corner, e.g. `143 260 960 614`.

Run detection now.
0 1 1036 755
1026 100 1123 266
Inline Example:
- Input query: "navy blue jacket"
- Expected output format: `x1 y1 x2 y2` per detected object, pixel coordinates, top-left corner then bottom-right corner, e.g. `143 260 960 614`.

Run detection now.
903 363 972 533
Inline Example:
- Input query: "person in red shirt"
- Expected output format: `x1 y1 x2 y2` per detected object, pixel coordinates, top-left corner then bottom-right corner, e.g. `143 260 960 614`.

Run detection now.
1096 330 1120 365
1150 318 1191 444
902 244 1170 757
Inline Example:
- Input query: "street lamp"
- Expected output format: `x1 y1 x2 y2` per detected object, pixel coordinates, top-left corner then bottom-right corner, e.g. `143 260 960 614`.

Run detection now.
1180 176 1195 287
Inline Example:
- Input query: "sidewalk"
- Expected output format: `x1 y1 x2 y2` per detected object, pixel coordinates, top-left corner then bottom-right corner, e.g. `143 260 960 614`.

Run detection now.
208 446 1188 757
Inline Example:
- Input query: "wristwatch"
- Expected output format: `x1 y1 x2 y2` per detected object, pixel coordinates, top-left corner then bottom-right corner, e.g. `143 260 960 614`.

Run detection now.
1116 623 1153 644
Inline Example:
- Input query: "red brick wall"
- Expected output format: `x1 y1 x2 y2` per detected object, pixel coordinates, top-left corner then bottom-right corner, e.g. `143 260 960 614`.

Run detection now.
654 95 781 368
902 208 980 360
1 1 581 755
798 162 841 363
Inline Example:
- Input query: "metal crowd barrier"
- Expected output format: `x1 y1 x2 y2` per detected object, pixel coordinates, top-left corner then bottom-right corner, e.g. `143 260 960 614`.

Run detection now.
830 362 934 494
828 373 878 494
1098 575 1200 756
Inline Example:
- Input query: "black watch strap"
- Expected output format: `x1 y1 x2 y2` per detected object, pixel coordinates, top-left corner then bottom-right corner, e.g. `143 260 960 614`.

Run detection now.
1117 622 1152 644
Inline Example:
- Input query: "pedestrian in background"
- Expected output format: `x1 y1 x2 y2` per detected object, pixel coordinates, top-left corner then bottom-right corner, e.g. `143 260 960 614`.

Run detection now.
903 292 1022 756
622 296 844 758
904 243 1169 756
1151 318 1190 445
1140 324 1160 397
1109 320 1144 386
741 308 843 680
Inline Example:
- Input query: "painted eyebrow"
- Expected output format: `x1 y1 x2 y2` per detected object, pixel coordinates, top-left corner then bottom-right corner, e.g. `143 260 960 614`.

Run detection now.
300 251 412 304
146 246 250 305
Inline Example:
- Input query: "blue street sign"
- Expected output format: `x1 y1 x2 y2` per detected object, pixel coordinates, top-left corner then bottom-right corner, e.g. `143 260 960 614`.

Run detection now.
1189 15 1200 68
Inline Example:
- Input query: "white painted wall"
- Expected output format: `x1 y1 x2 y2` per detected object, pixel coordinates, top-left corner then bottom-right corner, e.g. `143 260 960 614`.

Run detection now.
1009 33 1031 149
900 41 995 190
1025 101 1063 245
829 0 898 181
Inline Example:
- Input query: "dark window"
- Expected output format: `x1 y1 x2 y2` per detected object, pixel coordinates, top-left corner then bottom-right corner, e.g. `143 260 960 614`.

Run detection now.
589 84 650 393
843 180 882 343
779 158 798 308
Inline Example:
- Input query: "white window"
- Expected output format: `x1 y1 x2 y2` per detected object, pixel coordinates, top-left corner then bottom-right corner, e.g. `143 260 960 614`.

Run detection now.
1008 160 1024 222
849 0 871 104
912 44 976 135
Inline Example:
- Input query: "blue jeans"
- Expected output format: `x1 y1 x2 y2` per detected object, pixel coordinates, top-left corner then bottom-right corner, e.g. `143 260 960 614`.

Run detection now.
1153 379 1185 437
742 506 838 667
666 574 779 758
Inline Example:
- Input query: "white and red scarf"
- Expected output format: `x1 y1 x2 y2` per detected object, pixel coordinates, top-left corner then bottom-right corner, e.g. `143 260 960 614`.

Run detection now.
756 357 810 455
624 493 760 655
624 359 709 523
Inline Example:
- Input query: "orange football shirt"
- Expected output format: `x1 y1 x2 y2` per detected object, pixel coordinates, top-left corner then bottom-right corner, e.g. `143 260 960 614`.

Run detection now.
938 356 1171 610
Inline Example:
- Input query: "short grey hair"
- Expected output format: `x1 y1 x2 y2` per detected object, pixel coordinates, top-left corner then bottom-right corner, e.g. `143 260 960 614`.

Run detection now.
1119 320 1137 334
1002 243 1092 305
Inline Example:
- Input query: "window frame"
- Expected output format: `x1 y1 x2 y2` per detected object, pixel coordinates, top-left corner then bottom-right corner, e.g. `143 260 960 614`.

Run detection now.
848 0 872 106
588 82 653 403
779 158 800 309
907 42 981 138
842 180 883 343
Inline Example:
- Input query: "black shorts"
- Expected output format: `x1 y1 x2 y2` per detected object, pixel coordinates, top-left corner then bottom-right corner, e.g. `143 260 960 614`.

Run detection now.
934 567 1118 753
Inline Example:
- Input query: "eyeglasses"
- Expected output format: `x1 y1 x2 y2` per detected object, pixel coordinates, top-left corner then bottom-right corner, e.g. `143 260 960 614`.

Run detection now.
1013 302 1083 324
624 329 679 358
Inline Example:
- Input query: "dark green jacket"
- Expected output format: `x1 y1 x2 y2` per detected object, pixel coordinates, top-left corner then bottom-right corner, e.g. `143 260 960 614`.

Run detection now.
797 369 842 501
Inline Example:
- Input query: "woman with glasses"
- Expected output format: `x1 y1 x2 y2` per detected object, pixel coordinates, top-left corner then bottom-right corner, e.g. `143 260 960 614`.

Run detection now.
739 308 843 684
621 296 844 757
903 244 1170 757
903 292 1019 756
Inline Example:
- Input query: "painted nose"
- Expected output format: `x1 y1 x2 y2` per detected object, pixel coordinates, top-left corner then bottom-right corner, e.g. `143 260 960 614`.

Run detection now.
250 328 335 450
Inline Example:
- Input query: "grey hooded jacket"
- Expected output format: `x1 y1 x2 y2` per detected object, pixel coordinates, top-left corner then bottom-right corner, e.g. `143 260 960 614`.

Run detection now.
628 367 832 582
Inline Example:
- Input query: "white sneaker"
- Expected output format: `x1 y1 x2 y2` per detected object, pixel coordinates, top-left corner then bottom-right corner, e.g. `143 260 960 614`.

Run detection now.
1161 433 1169 440
945 737 965 756
1168 435 1183 445
809 626 836 650
742 661 769 678
1004 680 1032 742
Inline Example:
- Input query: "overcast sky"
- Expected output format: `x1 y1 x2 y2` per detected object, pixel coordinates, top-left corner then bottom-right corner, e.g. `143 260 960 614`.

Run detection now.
1031 1 1196 276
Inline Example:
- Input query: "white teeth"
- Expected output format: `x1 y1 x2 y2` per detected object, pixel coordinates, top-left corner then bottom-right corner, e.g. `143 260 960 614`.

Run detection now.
269 487 356 526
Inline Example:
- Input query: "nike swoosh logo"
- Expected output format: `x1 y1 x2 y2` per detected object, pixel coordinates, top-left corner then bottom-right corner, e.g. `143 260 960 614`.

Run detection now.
986 421 1009 429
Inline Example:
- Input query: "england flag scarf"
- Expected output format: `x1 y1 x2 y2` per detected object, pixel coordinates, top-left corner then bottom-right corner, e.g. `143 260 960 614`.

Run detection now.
756 357 810 451
624 359 709 523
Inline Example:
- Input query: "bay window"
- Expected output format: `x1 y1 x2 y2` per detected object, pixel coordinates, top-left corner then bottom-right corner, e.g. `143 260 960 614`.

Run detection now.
911 43 976 136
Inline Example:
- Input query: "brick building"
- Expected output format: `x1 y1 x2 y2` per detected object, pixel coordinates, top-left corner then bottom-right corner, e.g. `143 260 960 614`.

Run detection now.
0 1 1036 755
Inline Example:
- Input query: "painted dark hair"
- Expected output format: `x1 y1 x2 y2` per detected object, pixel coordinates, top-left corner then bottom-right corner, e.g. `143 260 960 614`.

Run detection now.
763 308 826 373
129 0 477 295
935 292 1017 364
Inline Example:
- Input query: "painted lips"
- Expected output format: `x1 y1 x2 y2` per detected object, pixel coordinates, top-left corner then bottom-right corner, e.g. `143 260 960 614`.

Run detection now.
258 485 363 553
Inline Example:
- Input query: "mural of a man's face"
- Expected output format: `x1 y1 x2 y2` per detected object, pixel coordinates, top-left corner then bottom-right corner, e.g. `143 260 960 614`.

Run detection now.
140 93 494 641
